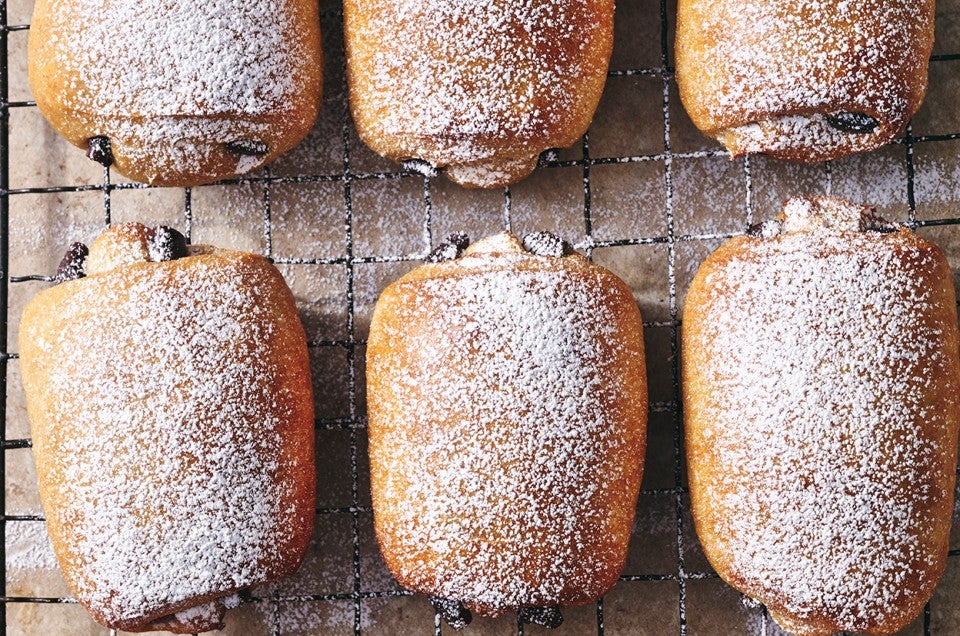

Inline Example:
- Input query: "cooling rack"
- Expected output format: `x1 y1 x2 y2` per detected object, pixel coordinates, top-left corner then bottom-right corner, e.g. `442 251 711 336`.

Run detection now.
3 0 960 634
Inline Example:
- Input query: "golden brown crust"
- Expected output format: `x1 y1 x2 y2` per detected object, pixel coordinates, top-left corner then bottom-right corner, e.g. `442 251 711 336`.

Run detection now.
27 0 323 186
675 0 934 162
344 0 613 187
682 198 960 635
20 225 315 631
367 233 646 616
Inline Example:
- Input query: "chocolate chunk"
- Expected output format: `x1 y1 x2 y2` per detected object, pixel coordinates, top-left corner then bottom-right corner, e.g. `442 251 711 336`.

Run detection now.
538 149 560 166
147 226 189 262
519 606 563 629
86 136 114 167
746 220 783 239
855 206 899 233
740 595 762 609
860 218 899 234
426 232 471 263
55 242 89 283
430 597 472 630
825 112 879 134
447 232 470 251
225 140 269 157
402 159 439 178
521 231 572 257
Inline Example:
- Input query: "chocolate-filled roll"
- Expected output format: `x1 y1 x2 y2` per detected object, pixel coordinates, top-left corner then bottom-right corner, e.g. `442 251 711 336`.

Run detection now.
682 197 960 635
28 0 323 186
19 224 315 633
344 0 613 188
366 232 646 626
675 1 934 161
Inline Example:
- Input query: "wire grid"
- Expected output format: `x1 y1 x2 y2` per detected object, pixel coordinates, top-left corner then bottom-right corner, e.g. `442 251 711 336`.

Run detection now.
2 0 960 634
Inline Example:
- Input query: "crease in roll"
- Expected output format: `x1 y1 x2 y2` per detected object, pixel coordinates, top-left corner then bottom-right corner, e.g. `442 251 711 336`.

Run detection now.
675 0 935 162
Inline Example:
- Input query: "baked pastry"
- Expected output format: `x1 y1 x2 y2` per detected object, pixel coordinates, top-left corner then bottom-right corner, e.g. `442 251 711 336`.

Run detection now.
675 1 934 161
682 197 960 635
19 223 315 633
366 232 647 627
28 0 323 186
343 0 613 188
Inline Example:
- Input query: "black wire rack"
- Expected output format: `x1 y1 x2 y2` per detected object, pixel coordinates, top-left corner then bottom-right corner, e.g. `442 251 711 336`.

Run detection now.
3 0 960 634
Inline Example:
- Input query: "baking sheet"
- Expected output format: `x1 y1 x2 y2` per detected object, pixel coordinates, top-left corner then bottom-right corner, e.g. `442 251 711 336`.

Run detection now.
5 0 960 633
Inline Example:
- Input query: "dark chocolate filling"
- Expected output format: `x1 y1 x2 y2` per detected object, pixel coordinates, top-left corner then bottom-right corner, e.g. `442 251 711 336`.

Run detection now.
426 232 470 263
865 224 898 234
55 242 89 283
825 112 879 134
859 217 899 233
519 606 563 629
740 594 762 609
147 226 189 262
745 219 783 239
402 159 440 178
225 140 269 157
430 597 472 630
86 136 114 167
538 149 560 166
521 231 572 257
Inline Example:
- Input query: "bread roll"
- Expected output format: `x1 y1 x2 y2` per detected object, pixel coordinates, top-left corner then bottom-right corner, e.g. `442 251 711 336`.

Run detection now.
19 223 316 633
28 0 323 186
344 0 613 188
675 1 934 161
682 197 960 635
366 232 647 626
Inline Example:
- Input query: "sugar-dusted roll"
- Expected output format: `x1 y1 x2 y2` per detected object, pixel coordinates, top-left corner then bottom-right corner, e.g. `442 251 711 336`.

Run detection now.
675 1 934 161
344 0 613 188
367 232 647 627
28 0 323 186
682 197 960 635
19 224 316 633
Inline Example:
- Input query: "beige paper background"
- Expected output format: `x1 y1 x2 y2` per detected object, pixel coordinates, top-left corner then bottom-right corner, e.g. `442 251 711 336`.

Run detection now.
5 0 960 634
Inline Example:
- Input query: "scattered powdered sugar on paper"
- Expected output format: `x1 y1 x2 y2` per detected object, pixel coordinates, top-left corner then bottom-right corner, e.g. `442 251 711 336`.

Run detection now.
348 0 609 163
686 208 960 628
278 599 366 633
370 249 645 611
830 151 908 209
6 521 59 572
23 253 307 626
914 152 960 217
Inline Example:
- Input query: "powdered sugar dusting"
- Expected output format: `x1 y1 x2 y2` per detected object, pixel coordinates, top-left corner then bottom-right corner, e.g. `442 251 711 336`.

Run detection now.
42 0 303 116
7 521 59 572
684 200 960 631
368 238 646 612
21 248 313 627
677 0 934 158
346 0 612 166
719 115 883 158
30 0 321 182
